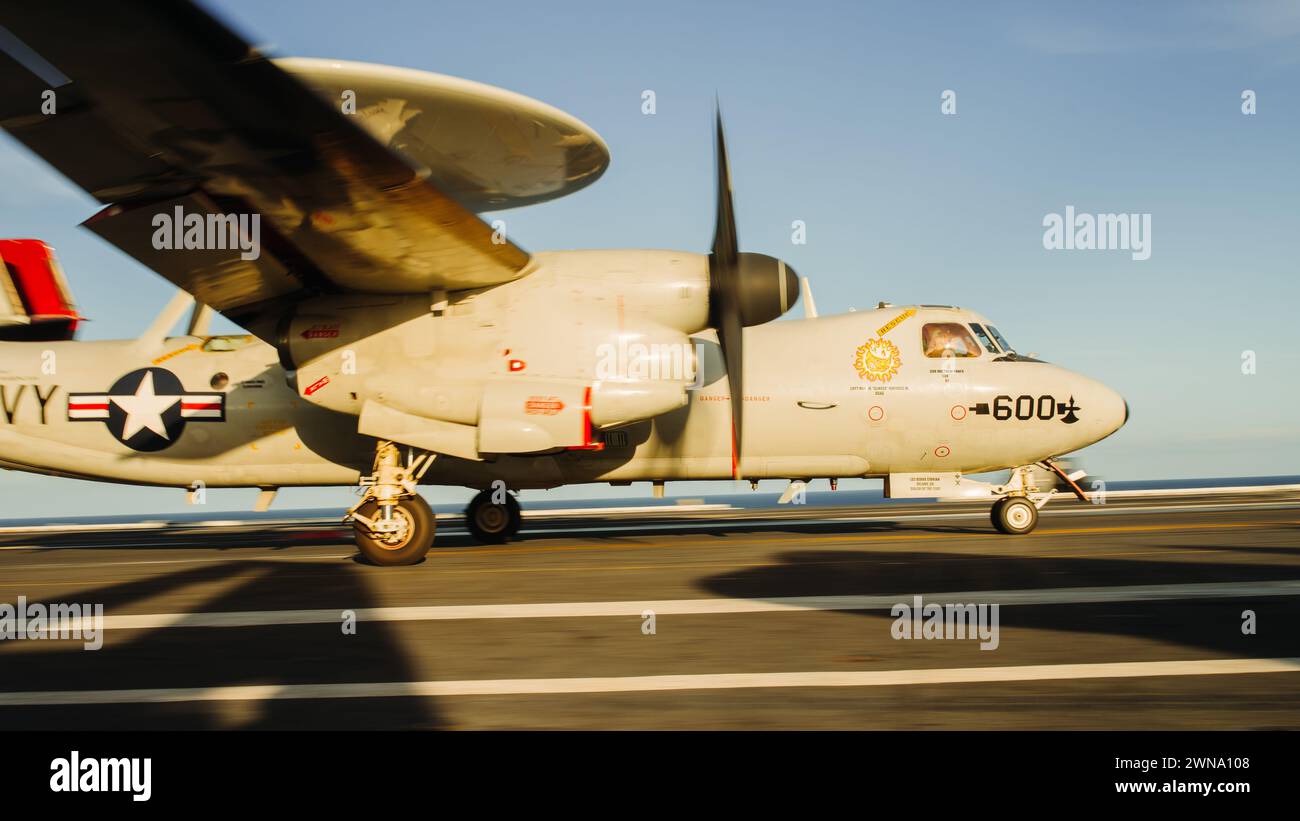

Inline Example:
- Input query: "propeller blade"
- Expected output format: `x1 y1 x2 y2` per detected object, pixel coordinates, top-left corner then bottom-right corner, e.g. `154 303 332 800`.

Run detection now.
711 106 738 267
708 105 745 475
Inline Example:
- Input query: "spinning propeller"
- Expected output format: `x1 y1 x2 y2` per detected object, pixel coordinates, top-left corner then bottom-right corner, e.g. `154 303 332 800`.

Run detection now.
706 106 799 475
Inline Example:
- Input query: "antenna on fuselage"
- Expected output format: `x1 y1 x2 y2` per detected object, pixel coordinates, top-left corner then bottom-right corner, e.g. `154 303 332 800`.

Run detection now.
799 277 818 319
135 290 195 351
187 302 213 337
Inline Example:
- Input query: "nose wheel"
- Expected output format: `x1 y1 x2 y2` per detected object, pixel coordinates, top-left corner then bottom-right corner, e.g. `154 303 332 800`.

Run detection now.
465 489 522 544
991 496 1039 535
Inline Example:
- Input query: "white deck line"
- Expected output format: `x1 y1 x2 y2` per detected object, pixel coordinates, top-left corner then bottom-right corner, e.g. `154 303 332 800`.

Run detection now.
2 657 1296 706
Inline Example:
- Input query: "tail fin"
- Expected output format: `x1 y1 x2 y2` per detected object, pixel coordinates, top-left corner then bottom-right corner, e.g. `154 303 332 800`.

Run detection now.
0 239 80 341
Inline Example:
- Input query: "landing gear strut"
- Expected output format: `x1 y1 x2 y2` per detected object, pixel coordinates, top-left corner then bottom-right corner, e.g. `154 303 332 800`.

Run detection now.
986 460 1088 536
465 488 522 544
346 442 436 565
919 461 1087 536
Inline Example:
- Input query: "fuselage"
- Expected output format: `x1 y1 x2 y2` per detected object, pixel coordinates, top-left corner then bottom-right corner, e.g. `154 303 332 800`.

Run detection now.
0 303 1126 491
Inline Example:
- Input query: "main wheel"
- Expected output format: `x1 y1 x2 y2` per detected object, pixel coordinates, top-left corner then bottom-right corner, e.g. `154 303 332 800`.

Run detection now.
466 490 522 544
353 495 435 565
992 497 1038 535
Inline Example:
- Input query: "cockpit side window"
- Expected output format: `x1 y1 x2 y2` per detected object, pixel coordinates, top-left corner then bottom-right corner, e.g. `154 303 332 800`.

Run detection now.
201 335 255 353
968 323 999 353
922 323 981 358
986 326 1013 353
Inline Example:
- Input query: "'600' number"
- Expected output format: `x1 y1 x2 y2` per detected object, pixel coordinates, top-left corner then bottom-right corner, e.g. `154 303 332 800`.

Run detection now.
993 394 1056 421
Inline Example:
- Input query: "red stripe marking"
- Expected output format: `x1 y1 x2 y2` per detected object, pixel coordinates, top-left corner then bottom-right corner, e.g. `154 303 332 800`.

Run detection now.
182 402 221 410
730 415 739 480
582 386 591 443
69 403 109 410
565 385 604 451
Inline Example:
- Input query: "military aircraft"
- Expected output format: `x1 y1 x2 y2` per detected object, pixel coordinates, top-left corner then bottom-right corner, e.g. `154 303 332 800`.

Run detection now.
0 1 1126 565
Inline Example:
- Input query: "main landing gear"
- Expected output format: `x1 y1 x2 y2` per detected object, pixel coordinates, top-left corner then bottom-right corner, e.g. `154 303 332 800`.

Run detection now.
346 441 437 566
465 488 522 544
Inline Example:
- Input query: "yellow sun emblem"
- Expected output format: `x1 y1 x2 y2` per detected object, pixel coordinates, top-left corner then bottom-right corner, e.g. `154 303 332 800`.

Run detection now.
854 336 901 383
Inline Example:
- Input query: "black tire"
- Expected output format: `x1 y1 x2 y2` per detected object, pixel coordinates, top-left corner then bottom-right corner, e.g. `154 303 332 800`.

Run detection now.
990 498 1009 534
466 490 521 544
353 495 435 566
506 495 522 538
993 497 1038 535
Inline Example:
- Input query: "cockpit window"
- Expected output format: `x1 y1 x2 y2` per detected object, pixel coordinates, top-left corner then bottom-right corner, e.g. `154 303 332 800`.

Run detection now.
986 326 1013 353
968 323 999 353
922 323 981 358
201 335 256 352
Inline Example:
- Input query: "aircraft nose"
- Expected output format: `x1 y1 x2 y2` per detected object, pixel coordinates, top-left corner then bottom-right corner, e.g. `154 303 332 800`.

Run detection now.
1095 382 1128 439
1058 369 1127 447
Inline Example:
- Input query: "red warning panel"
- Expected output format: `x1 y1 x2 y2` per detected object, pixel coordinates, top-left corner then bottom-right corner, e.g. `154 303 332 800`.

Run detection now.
524 396 565 415
0 239 80 341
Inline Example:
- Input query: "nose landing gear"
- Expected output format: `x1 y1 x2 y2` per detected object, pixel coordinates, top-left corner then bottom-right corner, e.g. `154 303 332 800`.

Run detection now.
991 496 1038 535
887 461 1090 536
987 460 1089 536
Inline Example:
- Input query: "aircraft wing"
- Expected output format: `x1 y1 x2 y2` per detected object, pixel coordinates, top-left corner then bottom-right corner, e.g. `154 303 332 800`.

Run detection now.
0 0 531 328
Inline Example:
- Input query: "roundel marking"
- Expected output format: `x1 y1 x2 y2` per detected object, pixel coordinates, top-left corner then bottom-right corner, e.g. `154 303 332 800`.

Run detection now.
67 367 226 452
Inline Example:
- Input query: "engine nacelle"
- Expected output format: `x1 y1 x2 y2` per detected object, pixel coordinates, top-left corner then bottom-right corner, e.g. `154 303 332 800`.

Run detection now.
529 250 712 336
279 248 793 458
477 378 590 453
475 377 687 454
274 297 432 413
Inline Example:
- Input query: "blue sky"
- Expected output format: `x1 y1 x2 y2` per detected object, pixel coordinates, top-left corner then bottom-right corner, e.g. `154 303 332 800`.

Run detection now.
1 0 1298 515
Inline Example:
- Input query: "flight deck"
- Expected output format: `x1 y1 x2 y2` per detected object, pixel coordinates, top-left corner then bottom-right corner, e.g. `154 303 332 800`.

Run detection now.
1 486 1296 730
